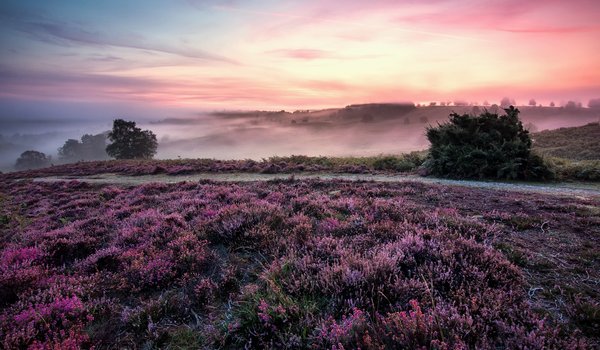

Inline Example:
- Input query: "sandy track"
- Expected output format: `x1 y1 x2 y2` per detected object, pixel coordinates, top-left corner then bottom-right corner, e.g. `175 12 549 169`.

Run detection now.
31 172 600 199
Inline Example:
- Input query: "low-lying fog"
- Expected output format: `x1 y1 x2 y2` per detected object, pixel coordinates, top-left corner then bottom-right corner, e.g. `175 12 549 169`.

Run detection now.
2 104 599 172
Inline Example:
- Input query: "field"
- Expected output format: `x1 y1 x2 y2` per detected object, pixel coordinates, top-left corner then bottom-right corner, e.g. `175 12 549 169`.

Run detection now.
1 176 598 349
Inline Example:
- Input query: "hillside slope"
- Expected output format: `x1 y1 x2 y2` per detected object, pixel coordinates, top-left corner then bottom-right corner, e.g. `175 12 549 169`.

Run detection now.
533 122 600 160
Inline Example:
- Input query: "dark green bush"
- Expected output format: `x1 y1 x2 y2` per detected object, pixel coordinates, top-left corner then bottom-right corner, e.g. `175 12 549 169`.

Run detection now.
425 106 553 180
372 153 425 172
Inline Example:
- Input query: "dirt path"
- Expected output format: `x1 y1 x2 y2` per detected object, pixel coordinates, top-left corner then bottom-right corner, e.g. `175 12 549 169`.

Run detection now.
32 172 600 198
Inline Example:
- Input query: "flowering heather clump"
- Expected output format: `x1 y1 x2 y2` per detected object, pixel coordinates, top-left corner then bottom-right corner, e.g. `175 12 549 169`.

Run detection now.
0 175 598 348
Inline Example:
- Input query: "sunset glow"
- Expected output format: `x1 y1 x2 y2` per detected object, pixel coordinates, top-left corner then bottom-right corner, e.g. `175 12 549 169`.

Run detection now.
1 0 599 113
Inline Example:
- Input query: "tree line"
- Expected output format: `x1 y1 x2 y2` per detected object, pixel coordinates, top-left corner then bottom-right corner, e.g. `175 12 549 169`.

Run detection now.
14 119 157 171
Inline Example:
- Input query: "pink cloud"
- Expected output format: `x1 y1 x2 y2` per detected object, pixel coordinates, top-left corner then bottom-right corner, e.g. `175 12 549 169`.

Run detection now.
266 49 334 60
392 0 600 32
499 25 600 34
266 49 381 61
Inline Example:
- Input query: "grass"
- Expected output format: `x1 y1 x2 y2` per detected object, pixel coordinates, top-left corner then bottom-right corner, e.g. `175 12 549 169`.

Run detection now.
267 151 427 172
548 157 600 181
532 122 600 160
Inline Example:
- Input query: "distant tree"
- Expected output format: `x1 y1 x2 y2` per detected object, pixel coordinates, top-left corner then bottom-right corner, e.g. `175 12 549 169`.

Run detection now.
440 102 447 106
500 97 516 108
528 99 536 106
483 100 490 106
106 119 158 159
58 133 109 162
15 150 51 170
550 101 555 107
589 98 600 109
425 106 553 180
81 133 109 159
564 101 579 110
58 139 82 160
429 102 437 106
453 100 468 106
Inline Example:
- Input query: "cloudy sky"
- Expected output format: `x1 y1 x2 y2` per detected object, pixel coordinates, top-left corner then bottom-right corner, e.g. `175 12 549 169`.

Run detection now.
1 0 599 119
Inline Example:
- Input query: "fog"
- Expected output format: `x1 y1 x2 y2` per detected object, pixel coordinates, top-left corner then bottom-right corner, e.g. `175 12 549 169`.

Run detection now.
2 104 599 172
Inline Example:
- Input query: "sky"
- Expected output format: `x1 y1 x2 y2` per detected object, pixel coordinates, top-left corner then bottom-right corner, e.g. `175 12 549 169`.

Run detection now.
1 0 600 120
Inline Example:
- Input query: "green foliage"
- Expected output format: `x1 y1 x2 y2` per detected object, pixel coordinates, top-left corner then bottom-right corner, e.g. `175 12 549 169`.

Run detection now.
164 327 203 349
373 153 424 171
425 106 554 180
549 157 600 181
267 152 426 173
106 119 158 160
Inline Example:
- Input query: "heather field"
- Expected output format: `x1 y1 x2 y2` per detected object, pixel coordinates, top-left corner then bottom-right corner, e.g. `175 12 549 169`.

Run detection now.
1 177 598 349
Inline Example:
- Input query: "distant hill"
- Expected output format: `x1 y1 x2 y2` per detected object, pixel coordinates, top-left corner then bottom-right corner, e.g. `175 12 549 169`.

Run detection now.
532 122 600 160
155 104 600 160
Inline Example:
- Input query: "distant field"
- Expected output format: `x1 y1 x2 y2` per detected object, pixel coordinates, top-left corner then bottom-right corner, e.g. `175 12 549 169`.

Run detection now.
150 104 600 161
1 178 598 348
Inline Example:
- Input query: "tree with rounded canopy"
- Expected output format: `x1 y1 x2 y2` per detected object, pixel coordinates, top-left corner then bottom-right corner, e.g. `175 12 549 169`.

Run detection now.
500 97 516 108
425 106 553 180
564 101 579 110
106 119 158 159
15 150 51 170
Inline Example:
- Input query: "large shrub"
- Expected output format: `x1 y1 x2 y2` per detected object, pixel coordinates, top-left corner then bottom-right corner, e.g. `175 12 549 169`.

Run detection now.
425 106 553 180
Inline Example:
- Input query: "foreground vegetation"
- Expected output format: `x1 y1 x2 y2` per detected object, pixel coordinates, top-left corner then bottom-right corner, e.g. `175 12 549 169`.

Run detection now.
0 177 598 348
2 153 428 179
5 150 600 183
548 158 600 182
